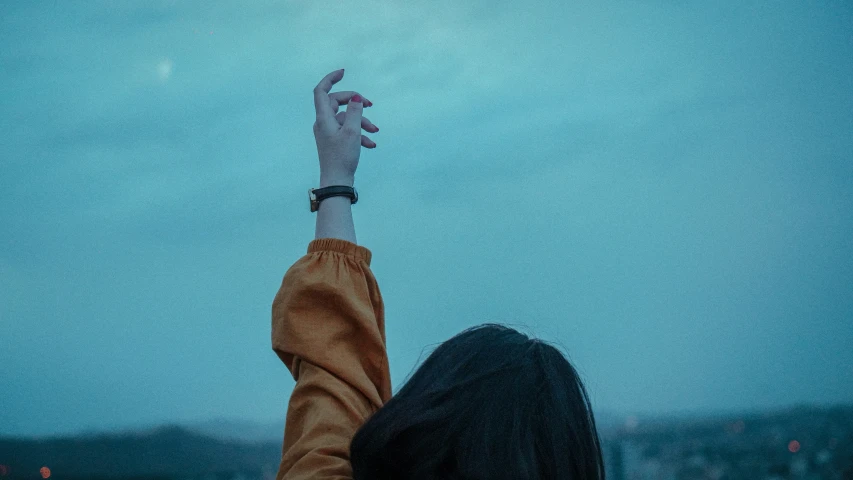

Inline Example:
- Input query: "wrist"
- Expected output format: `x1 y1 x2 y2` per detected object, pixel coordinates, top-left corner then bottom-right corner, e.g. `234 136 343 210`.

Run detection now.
319 172 355 188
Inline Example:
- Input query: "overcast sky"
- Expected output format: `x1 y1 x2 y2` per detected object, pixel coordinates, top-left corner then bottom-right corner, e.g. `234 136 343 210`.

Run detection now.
2 1 852 438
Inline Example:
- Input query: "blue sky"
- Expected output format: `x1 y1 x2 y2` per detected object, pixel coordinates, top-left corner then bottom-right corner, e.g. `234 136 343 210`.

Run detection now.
1 0 852 438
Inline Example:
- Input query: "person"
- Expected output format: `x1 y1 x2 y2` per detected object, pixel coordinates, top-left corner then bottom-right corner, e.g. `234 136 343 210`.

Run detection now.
271 69 605 480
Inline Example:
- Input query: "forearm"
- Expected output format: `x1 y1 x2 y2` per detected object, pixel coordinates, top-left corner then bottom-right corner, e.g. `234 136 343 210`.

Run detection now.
314 173 356 244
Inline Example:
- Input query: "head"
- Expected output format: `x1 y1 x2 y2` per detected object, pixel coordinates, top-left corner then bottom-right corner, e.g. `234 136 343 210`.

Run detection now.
350 323 605 480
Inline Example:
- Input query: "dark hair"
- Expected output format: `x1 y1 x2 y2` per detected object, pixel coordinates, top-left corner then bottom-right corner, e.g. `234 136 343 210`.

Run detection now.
350 323 605 480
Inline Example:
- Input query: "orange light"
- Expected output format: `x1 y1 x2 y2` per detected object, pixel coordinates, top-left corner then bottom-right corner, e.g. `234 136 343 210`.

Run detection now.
788 440 800 453
40 466 51 479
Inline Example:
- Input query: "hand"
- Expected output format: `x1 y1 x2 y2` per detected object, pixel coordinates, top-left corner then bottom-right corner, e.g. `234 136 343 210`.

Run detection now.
312 69 379 179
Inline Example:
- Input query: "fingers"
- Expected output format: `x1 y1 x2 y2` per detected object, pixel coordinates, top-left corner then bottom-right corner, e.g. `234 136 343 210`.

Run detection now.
343 94 364 136
313 70 377 148
329 91 373 110
334 112 379 132
313 69 344 126
333 111 378 149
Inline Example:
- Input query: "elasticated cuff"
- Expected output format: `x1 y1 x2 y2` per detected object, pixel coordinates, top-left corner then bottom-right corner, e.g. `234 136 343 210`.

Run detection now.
308 238 372 266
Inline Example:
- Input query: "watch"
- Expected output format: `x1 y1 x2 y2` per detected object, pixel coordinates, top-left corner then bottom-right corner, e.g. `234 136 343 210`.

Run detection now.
308 185 358 212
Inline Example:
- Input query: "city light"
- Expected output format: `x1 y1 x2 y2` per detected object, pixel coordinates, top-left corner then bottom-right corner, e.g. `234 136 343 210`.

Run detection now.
788 440 801 453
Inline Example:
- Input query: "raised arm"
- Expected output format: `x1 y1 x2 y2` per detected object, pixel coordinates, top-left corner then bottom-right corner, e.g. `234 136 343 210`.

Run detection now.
271 69 388 480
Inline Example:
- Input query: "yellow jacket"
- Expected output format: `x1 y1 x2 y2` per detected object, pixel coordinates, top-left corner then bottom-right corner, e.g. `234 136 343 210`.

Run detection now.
271 238 392 479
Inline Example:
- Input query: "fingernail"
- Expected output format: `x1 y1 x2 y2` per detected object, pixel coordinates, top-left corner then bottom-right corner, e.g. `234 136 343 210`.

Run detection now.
352 94 363 103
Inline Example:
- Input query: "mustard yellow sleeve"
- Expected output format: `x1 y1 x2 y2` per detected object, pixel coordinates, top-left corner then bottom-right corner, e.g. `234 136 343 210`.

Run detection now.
271 238 392 480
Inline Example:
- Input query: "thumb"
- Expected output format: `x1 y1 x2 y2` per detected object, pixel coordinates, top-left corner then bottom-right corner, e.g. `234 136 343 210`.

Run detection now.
343 94 363 133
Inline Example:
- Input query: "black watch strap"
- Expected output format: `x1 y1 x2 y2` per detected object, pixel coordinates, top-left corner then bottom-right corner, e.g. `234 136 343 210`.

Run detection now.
309 186 358 212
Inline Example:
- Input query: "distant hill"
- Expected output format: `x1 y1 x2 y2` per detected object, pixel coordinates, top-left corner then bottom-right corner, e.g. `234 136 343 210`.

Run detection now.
0 424 280 480
9 417 286 445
